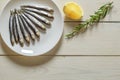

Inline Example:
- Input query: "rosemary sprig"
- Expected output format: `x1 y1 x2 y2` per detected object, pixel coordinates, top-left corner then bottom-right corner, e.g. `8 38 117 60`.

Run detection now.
66 2 113 38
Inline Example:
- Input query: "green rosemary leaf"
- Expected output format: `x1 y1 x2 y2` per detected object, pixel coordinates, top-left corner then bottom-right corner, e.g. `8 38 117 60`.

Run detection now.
66 2 113 38
102 9 108 18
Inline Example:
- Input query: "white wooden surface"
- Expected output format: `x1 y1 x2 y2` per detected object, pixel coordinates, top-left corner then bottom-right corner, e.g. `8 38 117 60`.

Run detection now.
1 56 120 80
1 23 120 55
0 0 120 80
0 0 120 55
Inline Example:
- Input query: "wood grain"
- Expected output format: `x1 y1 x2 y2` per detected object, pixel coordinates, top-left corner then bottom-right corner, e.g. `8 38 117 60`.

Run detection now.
54 0 120 21
0 0 120 80
0 0 120 56
0 0 120 21
0 56 120 80
0 23 120 56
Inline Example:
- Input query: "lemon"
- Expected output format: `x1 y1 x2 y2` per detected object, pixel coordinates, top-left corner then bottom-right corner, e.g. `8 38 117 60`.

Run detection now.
63 2 84 20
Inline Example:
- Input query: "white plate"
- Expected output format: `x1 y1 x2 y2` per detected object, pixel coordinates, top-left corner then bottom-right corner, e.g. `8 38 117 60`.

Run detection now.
0 0 63 56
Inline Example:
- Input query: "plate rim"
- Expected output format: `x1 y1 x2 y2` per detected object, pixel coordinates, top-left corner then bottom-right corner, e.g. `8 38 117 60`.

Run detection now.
0 0 64 56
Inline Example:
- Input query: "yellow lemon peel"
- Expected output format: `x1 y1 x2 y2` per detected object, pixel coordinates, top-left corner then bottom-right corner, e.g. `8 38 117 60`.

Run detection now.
63 2 84 20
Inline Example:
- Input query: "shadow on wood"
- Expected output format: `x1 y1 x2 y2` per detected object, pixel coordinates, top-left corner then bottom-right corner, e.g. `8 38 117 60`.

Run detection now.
0 34 63 67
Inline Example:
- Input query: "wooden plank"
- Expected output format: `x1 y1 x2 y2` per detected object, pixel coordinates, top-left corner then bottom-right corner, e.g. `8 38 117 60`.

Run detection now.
0 0 120 21
0 0 120 55
60 23 120 55
0 56 120 80
54 0 120 21
0 23 120 56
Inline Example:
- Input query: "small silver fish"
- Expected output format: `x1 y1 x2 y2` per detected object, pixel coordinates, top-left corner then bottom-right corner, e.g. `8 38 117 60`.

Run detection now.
9 10 15 46
21 5 54 12
18 10 36 40
21 7 54 19
15 10 24 47
20 10 40 37
21 10 46 31
23 10 51 25
13 10 19 44
17 11 30 43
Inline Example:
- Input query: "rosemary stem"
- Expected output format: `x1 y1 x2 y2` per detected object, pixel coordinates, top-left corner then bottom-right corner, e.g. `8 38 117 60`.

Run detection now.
66 2 113 38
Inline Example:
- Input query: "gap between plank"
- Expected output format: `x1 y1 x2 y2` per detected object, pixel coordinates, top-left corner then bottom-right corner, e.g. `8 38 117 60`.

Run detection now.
64 21 120 23
1 55 120 57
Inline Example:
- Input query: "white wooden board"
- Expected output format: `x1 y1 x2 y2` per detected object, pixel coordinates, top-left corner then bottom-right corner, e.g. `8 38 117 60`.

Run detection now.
0 0 120 21
0 56 120 80
0 23 120 55
54 0 120 21
0 0 120 80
